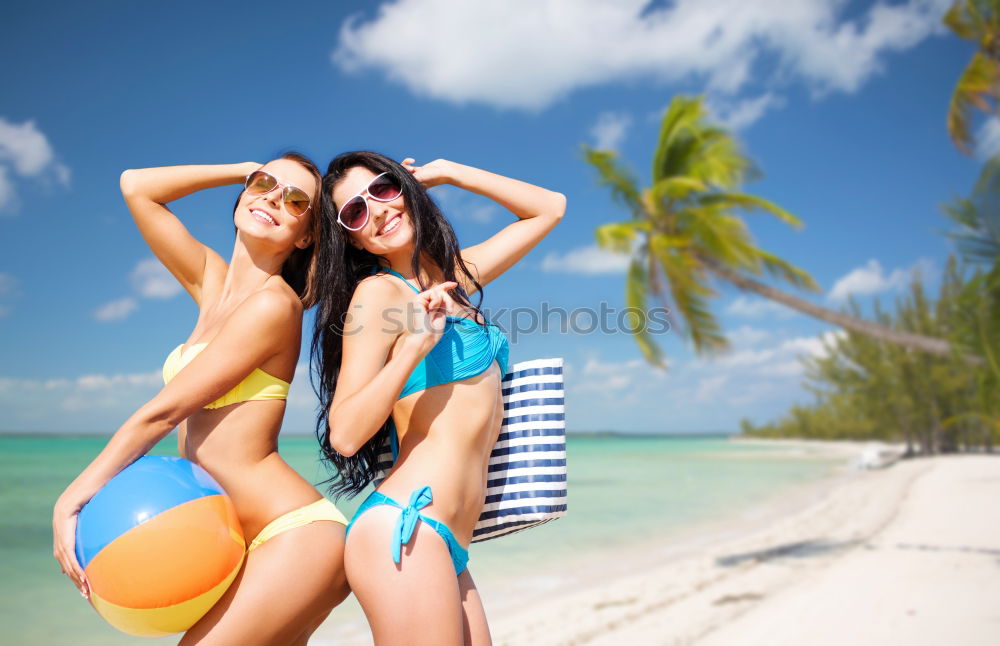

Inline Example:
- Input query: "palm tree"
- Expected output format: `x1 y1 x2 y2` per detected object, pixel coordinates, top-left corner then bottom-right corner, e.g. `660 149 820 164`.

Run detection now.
584 95 969 367
943 0 1000 153
943 155 1000 265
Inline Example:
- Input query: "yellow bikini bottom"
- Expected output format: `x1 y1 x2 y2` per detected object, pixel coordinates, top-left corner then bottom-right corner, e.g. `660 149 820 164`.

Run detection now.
247 498 348 552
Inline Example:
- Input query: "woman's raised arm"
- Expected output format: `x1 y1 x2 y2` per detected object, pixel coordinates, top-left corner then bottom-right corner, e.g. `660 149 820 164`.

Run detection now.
404 158 566 292
119 162 259 304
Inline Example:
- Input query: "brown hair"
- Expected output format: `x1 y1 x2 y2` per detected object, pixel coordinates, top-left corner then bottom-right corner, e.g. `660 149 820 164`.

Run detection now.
276 152 323 307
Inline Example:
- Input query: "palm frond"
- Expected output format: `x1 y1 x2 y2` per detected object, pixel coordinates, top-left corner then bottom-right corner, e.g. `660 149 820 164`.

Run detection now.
650 176 708 204
942 196 979 229
582 146 644 216
626 259 666 367
944 155 1000 263
756 249 821 292
595 221 650 254
697 192 803 228
689 127 753 188
652 241 728 353
942 0 989 42
681 209 758 272
652 96 703 183
947 52 1000 152
653 96 747 186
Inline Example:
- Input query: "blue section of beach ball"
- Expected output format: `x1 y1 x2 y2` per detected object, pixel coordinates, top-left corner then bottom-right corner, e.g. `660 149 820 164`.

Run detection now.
75 456 225 569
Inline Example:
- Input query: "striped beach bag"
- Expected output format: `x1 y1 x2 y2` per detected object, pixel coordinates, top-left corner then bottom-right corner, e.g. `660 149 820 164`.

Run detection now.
374 358 567 542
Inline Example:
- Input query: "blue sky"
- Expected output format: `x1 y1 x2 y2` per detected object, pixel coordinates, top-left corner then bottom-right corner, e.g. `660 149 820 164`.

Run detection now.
0 0 987 434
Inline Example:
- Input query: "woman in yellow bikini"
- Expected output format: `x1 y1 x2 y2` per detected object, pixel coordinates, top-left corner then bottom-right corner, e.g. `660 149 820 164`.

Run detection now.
52 154 350 645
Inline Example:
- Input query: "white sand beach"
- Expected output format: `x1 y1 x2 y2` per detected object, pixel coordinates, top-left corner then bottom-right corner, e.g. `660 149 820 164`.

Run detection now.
491 451 1000 646
313 446 1000 645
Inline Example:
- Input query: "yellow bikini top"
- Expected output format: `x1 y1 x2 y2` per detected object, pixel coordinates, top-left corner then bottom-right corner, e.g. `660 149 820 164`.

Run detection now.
162 343 290 410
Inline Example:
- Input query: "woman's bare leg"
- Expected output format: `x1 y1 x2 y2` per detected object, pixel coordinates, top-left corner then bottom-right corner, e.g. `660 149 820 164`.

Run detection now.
346 505 465 646
459 569 492 646
286 607 336 646
180 521 349 646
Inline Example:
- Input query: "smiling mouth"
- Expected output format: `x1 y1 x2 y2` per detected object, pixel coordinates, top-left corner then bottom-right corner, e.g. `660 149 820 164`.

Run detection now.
377 214 402 237
251 208 277 226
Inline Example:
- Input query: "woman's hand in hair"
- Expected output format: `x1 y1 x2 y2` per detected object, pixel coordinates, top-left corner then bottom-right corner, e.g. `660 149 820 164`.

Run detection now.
402 281 457 356
401 157 454 188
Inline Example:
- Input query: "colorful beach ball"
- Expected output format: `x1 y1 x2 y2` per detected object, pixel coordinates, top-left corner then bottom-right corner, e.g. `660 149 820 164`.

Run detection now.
75 456 245 637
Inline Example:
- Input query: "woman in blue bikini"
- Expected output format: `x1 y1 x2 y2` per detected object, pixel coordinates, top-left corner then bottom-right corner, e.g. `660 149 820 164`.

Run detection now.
312 151 565 645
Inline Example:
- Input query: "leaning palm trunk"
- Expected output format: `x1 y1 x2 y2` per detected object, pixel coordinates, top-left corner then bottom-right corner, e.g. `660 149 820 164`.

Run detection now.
699 256 966 359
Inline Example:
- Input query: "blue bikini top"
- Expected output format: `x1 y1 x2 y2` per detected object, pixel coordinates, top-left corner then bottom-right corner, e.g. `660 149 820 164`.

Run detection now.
372 268 510 401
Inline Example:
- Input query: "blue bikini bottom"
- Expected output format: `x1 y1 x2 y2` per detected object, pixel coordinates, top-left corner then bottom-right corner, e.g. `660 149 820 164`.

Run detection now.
346 485 470 575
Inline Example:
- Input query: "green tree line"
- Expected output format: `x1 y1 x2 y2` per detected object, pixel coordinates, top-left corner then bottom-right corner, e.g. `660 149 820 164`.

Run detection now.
739 256 999 454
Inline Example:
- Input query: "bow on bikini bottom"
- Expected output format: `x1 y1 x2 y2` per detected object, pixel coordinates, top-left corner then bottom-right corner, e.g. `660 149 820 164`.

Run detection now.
346 486 470 575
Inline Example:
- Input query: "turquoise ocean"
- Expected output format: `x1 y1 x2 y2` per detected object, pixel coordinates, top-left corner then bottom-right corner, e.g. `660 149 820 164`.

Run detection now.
0 434 843 645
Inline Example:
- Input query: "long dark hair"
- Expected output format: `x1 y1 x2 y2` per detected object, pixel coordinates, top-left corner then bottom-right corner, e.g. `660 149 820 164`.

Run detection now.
232 152 323 307
311 151 484 498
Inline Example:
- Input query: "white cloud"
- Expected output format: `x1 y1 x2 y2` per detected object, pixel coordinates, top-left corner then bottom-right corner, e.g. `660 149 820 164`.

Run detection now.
0 273 15 295
765 360 808 378
0 365 322 433
95 258 183 322
0 118 62 176
564 327 842 429
0 366 323 433
976 116 1000 160
727 325 770 346
583 356 646 377
749 330 844 377
0 167 14 211
828 259 905 301
827 258 933 302
0 117 70 214
75 372 162 392
131 258 182 299
779 335 825 358
590 112 632 150
707 92 785 131
334 0 949 111
0 370 162 425
541 244 630 275
780 330 843 359
466 204 498 224
694 374 730 401
725 295 796 320
572 356 657 400
688 330 841 378
712 346 777 369
94 297 138 322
